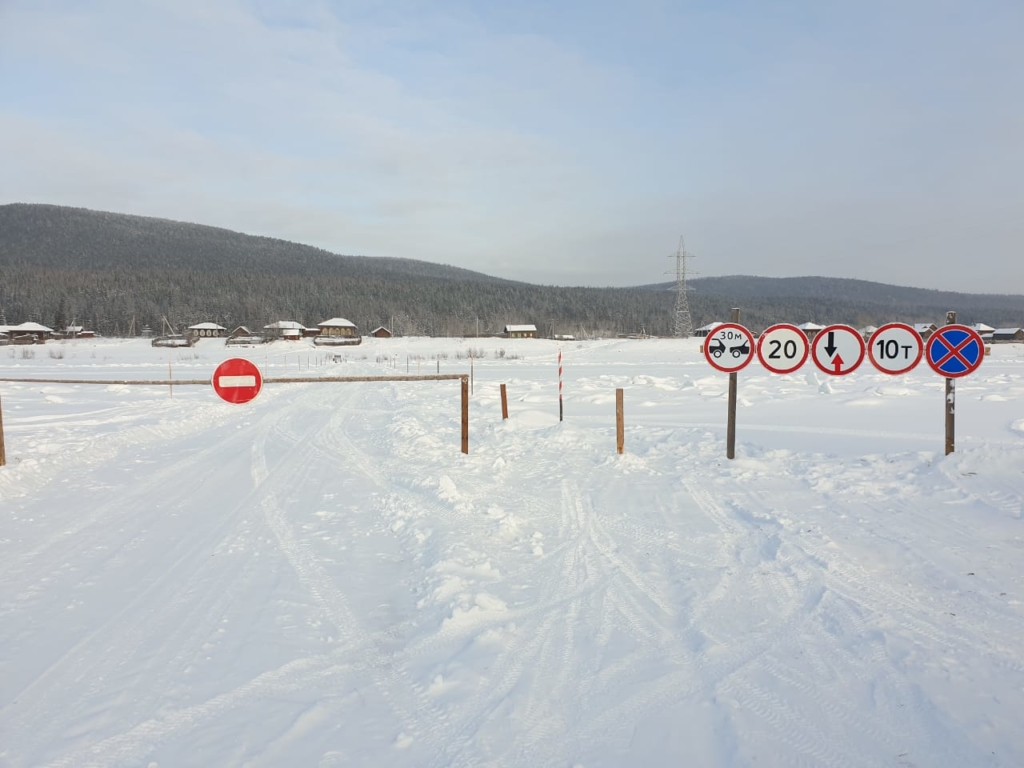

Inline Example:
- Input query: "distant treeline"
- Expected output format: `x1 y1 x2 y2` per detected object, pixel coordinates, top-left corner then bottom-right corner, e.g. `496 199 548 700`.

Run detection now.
1 204 1021 336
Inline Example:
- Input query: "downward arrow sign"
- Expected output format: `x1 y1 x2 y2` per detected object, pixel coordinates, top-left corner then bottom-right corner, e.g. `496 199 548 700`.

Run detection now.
832 354 845 373
824 331 837 357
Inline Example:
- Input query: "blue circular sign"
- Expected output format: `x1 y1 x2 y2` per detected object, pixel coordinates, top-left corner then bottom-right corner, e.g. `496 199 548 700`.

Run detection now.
925 325 984 378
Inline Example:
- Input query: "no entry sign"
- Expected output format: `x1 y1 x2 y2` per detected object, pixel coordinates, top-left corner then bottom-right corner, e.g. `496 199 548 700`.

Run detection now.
868 323 923 375
926 325 984 378
703 323 756 373
757 323 809 374
810 325 865 376
212 357 263 404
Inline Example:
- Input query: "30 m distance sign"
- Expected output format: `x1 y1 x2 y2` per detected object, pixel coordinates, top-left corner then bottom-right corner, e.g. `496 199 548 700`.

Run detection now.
703 323 755 373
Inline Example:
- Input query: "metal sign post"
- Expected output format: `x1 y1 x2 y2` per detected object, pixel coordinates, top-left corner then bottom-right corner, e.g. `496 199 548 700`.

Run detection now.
945 311 956 455
699 308 756 459
924 312 984 455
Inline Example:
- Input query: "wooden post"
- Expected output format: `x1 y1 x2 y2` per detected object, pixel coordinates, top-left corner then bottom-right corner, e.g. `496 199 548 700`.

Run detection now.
616 387 624 455
945 310 956 455
461 377 470 454
727 307 740 460
168 362 173 398
0 390 6 467
500 383 509 420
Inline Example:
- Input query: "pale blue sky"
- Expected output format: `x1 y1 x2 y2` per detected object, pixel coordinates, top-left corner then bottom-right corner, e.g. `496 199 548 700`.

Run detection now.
1 0 1022 292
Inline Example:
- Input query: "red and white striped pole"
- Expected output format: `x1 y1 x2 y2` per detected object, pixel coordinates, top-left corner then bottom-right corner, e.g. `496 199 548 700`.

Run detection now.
558 348 563 422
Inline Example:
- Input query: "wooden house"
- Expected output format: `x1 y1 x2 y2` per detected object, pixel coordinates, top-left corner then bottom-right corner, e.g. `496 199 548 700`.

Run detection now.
6 321 53 343
797 322 824 341
371 326 393 338
314 317 362 346
225 326 270 346
59 324 96 339
263 320 304 341
992 328 1024 343
503 324 537 339
188 322 227 338
915 323 938 339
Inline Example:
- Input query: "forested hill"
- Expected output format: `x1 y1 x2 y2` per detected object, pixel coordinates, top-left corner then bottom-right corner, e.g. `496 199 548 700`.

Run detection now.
2 203 1021 337
686 276 1024 315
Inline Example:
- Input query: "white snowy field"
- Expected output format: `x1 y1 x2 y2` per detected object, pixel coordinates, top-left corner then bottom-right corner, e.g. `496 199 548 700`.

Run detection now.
1 335 1023 768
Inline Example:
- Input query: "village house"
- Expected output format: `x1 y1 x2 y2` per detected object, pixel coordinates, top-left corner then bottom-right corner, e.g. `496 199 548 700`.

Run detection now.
0 321 53 343
263 320 304 341
991 328 1024 343
60 324 96 339
503 324 537 339
797 322 825 341
314 317 362 346
915 323 938 339
188 322 227 338
370 326 393 338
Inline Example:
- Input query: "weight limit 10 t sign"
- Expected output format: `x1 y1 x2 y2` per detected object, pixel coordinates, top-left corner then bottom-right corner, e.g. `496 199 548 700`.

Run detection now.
867 323 923 375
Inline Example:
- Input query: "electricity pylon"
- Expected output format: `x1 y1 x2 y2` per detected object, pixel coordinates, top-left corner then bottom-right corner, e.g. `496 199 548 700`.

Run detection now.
669 236 695 338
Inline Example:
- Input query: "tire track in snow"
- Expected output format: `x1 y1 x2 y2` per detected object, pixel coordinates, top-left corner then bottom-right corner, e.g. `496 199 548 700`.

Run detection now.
2 393 313 764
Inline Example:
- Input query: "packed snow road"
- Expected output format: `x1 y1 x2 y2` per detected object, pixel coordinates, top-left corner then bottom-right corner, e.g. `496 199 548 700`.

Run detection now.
1 337 1023 766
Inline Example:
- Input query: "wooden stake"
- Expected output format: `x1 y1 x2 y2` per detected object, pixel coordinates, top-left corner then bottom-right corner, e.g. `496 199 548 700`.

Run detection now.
727 307 740 460
500 383 509 420
461 377 469 454
945 310 956 455
616 387 624 455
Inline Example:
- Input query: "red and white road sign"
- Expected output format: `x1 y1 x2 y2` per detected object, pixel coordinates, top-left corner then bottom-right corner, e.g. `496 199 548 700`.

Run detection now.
810 324 865 376
868 323 923 375
212 357 263 404
757 323 809 374
925 325 985 378
703 323 756 373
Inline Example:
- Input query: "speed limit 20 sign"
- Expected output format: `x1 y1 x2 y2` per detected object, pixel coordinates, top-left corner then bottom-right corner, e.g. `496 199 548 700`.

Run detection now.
757 324 809 374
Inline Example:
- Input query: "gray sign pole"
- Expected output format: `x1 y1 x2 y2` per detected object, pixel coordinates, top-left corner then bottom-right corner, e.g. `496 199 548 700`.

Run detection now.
945 310 956 455
727 307 740 460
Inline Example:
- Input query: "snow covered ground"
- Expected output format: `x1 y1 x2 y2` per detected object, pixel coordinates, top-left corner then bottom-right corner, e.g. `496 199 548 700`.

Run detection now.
1 335 1023 768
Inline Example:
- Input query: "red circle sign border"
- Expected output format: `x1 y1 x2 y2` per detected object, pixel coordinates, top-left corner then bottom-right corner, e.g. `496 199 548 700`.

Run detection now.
212 357 264 405
867 322 923 375
924 324 985 378
703 323 756 374
756 323 810 374
810 324 866 376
